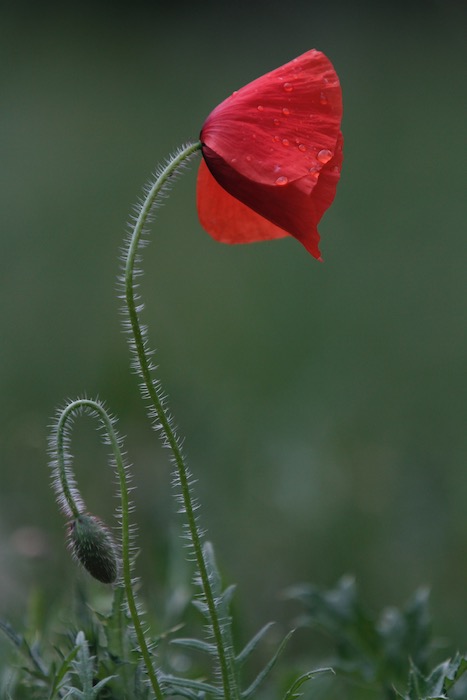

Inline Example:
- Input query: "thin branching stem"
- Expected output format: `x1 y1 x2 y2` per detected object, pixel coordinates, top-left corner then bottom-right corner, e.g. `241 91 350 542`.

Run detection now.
50 398 164 700
122 141 238 700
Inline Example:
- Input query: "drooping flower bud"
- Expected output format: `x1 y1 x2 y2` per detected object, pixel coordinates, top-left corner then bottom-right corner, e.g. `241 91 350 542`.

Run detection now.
67 513 119 584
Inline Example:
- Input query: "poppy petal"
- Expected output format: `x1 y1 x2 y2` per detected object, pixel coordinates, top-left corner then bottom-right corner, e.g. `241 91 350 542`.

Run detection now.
201 49 342 188
197 49 343 258
197 158 289 245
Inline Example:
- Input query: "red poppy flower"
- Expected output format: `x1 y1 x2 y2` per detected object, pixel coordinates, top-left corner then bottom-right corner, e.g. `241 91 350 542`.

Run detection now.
196 49 343 259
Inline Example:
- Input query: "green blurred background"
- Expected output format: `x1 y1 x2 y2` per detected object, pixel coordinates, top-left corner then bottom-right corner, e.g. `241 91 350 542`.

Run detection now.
1 0 466 659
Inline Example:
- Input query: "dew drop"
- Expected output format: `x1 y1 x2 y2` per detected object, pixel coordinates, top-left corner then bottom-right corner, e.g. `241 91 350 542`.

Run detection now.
282 107 290 115
319 91 328 105
273 118 281 126
275 175 289 186
246 155 252 162
298 143 307 152
309 166 320 179
257 105 264 111
273 135 281 142
282 138 290 147
317 148 332 164
283 82 293 92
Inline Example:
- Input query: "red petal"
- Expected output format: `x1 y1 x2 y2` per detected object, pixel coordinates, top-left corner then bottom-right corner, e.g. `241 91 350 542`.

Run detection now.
197 158 289 244
198 49 343 258
304 130 344 230
201 49 342 188
197 132 343 259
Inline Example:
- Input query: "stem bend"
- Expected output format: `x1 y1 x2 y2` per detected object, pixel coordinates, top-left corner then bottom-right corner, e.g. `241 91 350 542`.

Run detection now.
49 397 164 700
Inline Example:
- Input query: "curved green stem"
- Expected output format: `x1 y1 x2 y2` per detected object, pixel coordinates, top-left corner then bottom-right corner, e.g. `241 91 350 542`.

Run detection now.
51 398 164 700
123 141 237 700
55 406 81 519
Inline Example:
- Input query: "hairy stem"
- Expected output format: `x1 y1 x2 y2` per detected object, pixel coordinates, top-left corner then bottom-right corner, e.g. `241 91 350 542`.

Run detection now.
123 141 237 700
50 398 164 700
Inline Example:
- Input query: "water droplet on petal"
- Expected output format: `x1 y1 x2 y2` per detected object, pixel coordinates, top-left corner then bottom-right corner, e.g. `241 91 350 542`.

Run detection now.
246 155 252 162
257 105 264 111
275 175 288 186
282 139 290 147
317 148 332 164
283 82 293 92
319 91 328 105
282 107 290 115
273 135 281 142
298 143 307 152
273 118 281 126
309 167 320 179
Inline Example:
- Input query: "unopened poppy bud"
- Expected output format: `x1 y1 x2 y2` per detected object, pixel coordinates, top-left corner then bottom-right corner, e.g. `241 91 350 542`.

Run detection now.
68 513 119 584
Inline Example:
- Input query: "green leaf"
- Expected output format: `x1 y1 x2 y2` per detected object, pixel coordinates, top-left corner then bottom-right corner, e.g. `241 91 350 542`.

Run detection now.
0 619 48 680
162 672 222 696
435 653 467 692
192 597 209 617
0 620 22 648
90 675 116 696
235 622 275 666
170 636 217 656
242 629 294 699
158 689 200 700
49 645 81 699
203 541 222 596
282 667 334 700
72 631 94 694
417 653 467 699
397 654 467 700
218 584 237 612
287 576 436 693
64 631 115 700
